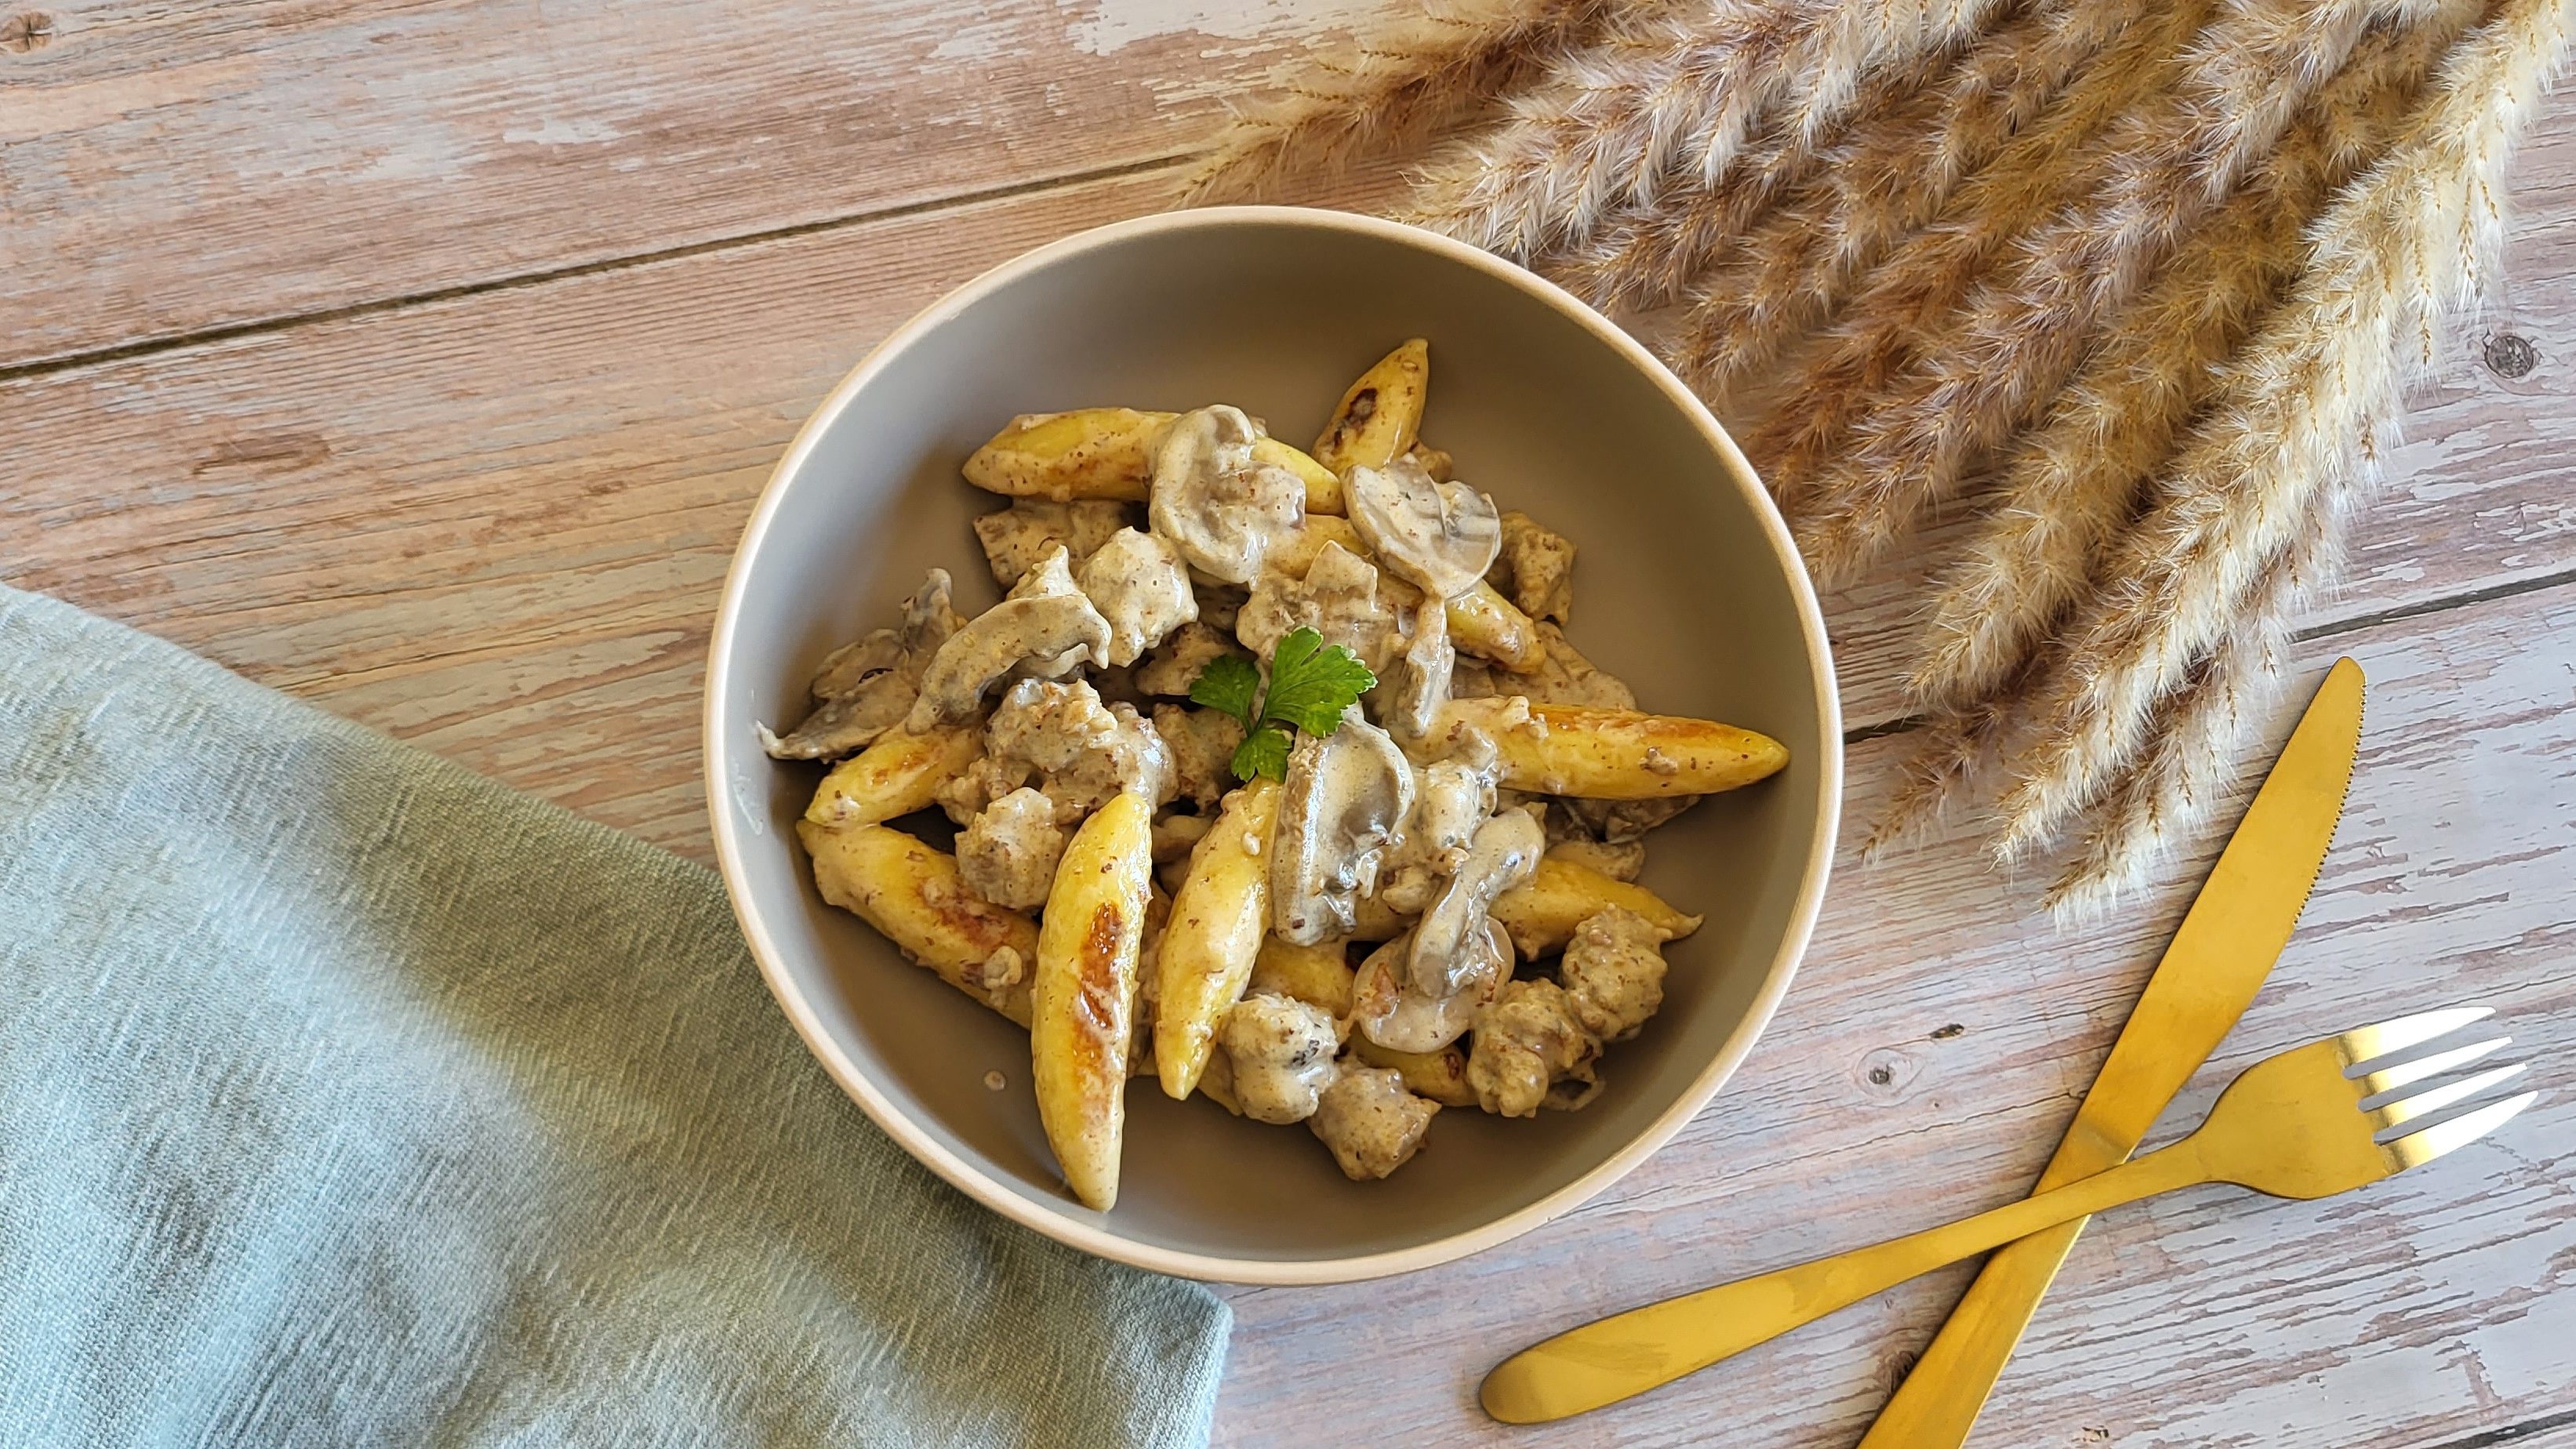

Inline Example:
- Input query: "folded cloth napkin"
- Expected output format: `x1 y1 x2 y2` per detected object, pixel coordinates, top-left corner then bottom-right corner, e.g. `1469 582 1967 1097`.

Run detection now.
0 586 1229 1447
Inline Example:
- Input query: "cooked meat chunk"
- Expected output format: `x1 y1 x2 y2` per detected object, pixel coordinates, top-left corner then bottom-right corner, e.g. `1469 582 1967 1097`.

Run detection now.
1560 793 1702 844
1136 621 1248 698
971 499 1135 589
1466 978 1598 1118
955 787 1067 910
1152 703 1247 811
1077 527 1198 666
1237 540 1398 673
1309 1066 1439 1180
1192 579 1248 632
1541 798 1649 879
1217 993 1343 1124
1449 656 1499 700
1559 906 1669 1042
1493 510 1575 623
986 677 1175 819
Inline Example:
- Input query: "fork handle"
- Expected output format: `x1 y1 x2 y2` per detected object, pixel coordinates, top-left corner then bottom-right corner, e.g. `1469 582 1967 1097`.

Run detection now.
1480 1138 2215 1423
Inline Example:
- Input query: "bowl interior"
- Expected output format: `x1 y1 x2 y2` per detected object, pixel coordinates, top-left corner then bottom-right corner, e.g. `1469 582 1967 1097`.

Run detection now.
710 212 1835 1277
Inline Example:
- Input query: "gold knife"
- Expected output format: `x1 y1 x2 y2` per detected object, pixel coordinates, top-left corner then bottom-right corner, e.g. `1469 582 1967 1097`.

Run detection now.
1480 658 2367 1426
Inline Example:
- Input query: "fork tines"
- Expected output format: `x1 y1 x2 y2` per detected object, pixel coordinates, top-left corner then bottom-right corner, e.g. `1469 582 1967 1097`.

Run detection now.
2339 1005 2536 1168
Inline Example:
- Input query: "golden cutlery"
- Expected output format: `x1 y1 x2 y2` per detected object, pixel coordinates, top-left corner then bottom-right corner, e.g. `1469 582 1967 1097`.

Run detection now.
1860 657 2367 1447
1481 1006 2534 1423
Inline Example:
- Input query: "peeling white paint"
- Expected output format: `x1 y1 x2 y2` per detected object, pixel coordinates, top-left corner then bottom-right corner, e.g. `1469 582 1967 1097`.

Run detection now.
929 25 1012 61
1062 0 1376 55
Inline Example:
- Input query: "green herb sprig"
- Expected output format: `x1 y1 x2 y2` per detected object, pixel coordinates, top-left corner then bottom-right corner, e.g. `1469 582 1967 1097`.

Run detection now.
1188 626 1377 783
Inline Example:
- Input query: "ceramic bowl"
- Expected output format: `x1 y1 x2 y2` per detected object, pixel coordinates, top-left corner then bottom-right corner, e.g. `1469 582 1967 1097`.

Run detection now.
705 206 1839 1284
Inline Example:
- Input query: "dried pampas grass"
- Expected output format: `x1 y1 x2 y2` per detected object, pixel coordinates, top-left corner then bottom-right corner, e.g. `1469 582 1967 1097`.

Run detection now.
1184 0 1603 205
1185 0 2569 917
1399 0 2007 259
1996 0 2563 870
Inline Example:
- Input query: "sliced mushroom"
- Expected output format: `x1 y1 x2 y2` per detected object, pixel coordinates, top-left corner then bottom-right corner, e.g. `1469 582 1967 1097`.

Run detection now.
1375 739 1501 917
1346 456 1502 601
1147 405 1305 585
1269 709 1415 946
1407 804 1544 997
1075 527 1198 666
761 570 964 760
1376 595 1452 739
1350 922 1510 1053
904 547 1112 732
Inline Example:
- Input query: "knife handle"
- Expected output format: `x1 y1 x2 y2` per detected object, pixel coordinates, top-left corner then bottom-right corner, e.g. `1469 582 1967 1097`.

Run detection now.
1480 1146 2211 1424
1852 1215 2090 1448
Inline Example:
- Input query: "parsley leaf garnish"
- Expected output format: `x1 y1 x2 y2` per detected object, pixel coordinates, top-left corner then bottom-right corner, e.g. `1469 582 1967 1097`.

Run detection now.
1187 626 1379 783
1229 724 1295 783
1261 628 1380 735
1186 653 1261 721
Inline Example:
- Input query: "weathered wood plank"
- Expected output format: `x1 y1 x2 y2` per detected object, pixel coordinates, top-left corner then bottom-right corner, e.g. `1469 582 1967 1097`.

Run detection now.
0 0 1378 369
1211 582 2576 1448
8 124 2575 859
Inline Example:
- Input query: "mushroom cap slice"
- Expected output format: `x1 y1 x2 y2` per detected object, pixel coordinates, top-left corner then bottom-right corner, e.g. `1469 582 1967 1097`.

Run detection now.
1268 710 1415 946
903 548 1112 732
1147 405 1305 585
1351 922 1510 1053
1407 804 1545 996
1345 456 1502 601
764 570 963 759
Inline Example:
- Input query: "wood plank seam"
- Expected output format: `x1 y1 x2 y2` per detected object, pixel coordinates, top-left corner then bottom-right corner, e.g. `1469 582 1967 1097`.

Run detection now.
0 151 1201 386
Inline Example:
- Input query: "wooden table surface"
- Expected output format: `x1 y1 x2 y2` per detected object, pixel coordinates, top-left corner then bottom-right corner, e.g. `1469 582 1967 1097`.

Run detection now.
10 2 2574 1444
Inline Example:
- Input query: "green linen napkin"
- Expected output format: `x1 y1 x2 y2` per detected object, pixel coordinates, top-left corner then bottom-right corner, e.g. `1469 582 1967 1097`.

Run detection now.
0 585 1229 1447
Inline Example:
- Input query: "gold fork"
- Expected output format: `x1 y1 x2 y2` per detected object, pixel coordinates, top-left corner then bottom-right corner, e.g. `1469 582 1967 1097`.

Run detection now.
1482 1006 2535 1423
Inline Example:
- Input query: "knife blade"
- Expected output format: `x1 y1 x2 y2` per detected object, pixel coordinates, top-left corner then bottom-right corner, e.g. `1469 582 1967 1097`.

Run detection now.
1853 656 2367 1448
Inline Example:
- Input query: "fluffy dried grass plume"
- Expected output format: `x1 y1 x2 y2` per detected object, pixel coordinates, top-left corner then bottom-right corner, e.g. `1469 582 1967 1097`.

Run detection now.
1401 0 2006 259
1669 0 2137 392
1888 0 2476 846
1735 0 2207 517
1996 0 2565 874
1183 0 1598 205
1788 0 2401 583
1186 0 2569 917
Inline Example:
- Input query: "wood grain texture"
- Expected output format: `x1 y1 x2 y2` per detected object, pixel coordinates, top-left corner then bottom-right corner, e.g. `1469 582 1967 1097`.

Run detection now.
5 2 2574 1444
1215 587 2576 1447
0 0 1378 369
5 126 2572 856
